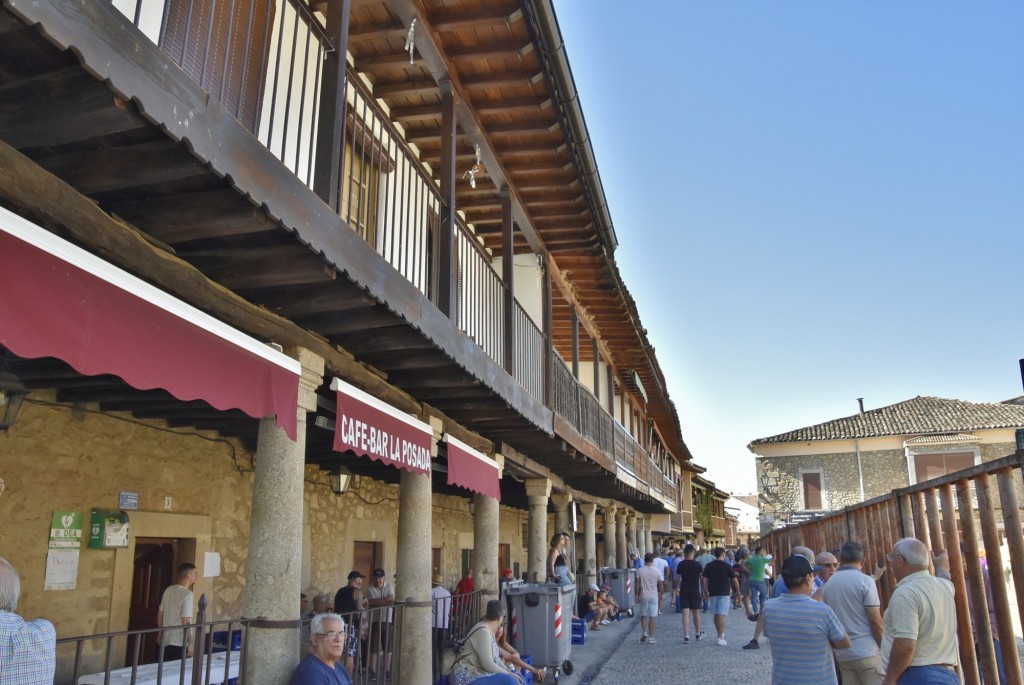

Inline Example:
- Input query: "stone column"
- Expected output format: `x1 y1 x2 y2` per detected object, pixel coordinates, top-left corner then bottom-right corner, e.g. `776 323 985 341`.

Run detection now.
602 506 617 568
525 478 552 582
615 509 628 568
472 492 500 600
396 452 433 685
580 502 597 588
625 512 637 557
638 516 648 557
645 515 654 555
244 348 323 685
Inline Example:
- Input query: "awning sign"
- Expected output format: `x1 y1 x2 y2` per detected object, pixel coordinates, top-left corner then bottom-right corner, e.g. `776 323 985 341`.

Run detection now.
331 378 433 475
444 434 501 501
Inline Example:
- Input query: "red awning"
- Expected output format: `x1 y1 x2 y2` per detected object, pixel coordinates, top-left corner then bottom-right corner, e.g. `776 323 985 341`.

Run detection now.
332 378 433 474
444 435 501 501
0 207 301 439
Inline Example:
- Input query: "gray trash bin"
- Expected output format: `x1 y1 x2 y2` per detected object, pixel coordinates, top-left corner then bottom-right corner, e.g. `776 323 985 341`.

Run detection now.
600 568 637 611
505 583 573 680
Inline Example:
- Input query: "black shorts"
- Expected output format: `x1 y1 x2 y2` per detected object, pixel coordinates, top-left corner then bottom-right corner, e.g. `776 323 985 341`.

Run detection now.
680 592 702 610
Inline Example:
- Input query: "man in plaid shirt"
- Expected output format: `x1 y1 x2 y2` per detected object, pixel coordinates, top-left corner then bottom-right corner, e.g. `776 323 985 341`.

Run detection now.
0 557 56 685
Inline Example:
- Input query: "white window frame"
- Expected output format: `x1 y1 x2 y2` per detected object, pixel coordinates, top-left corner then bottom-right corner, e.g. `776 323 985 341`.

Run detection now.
905 445 981 486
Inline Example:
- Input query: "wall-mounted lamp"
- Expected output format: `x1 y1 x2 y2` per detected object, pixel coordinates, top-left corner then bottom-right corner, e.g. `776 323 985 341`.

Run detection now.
0 370 27 432
329 466 354 496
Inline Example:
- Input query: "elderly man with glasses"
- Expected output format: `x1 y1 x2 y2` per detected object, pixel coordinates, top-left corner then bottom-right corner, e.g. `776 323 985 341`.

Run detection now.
879 538 958 685
291 613 353 685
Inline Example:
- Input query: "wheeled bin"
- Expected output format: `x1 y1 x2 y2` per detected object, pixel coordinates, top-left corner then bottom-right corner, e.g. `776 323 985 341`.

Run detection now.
600 568 637 614
505 583 574 683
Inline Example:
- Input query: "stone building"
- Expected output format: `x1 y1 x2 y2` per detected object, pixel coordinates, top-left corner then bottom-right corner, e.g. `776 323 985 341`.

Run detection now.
0 1 718 683
749 396 1024 535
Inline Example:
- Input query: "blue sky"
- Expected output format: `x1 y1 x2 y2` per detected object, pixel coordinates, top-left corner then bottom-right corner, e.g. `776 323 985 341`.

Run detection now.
554 2 1024 493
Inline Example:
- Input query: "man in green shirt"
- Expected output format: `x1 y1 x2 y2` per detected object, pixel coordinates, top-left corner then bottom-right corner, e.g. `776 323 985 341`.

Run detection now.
743 547 770 620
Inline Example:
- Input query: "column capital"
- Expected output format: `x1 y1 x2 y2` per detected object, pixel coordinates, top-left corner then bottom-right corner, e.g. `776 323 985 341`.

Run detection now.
287 346 324 413
603 505 618 520
579 501 597 516
550 492 573 510
524 477 552 500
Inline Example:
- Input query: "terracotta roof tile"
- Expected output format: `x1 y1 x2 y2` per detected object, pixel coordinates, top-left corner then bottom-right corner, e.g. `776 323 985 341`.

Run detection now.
749 396 1024 446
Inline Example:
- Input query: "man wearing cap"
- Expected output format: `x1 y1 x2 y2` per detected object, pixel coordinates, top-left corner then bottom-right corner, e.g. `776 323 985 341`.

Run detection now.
334 571 366 677
599 583 621 620
430 573 452 666
762 555 850 685
366 568 395 681
579 584 611 630
879 538 958 685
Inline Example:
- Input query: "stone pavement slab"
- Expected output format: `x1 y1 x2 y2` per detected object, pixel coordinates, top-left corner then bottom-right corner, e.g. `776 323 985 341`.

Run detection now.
554 600 771 685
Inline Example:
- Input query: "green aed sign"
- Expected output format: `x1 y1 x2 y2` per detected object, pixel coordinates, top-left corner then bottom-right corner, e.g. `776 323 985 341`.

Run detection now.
49 511 83 549
88 509 130 549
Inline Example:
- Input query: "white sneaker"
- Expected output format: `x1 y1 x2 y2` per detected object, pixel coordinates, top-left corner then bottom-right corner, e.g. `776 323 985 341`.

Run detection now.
717 637 727 646
696 631 706 641
646 637 658 644
682 635 690 644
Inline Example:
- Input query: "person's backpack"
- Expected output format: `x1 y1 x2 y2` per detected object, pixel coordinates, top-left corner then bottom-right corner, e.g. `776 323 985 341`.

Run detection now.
440 624 486 677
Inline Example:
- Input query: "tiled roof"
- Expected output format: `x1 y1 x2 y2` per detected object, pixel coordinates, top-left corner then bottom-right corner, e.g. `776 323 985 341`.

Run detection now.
749 396 1024 446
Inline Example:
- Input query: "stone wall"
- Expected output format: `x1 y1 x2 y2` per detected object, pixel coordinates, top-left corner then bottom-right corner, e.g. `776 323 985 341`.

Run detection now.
757 440 1020 523
0 392 530 680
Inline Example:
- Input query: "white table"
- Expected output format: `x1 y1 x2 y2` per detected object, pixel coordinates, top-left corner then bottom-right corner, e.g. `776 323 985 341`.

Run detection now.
78 650 239 685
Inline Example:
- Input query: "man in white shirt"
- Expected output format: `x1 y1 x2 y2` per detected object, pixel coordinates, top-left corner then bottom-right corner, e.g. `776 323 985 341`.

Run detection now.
636 553 664 644
157 562 197 661
430 574 452 668
823 542 884 685
651 553 670 614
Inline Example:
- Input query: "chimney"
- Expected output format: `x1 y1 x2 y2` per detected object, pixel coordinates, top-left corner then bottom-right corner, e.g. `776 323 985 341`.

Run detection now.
857 398 864 414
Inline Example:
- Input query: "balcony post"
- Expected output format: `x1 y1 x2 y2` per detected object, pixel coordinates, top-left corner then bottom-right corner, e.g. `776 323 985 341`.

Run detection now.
312 0 352 209
606 366 614 414
501 187 514 372
437 80 457 318
570 308 579 379
542 260 554 408
592 339 600 399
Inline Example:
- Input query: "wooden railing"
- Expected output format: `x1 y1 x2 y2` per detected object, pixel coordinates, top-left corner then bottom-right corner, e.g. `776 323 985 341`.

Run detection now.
111 0 547 406
758 452 1024 685
552 357 677 505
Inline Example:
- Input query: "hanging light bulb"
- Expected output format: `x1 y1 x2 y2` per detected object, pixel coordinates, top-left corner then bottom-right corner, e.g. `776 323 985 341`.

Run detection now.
404 19 417 65
463 144 483 188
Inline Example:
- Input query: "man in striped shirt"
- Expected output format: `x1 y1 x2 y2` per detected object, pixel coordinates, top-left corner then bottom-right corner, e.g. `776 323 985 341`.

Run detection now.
763 554 850 685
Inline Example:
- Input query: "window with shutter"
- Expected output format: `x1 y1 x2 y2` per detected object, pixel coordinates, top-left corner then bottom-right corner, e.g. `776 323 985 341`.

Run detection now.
159 0 276 133
802 471 822 510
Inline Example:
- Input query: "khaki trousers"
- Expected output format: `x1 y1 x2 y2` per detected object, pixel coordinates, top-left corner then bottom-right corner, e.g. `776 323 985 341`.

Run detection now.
838 655 882 685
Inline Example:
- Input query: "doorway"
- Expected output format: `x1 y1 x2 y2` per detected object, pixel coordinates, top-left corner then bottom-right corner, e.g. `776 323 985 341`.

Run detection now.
127 539 178 665
353 541 383 579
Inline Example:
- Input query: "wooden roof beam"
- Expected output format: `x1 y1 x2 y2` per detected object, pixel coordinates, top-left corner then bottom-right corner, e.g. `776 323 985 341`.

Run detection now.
372 79 438 98
348 18 406 40
474 96 552 114
430 7 525 32
446 41 534 61
462 69 545 89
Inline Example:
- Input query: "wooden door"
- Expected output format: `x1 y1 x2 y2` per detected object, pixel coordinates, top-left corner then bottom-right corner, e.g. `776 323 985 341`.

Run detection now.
353 541 382 580
127 540 176 665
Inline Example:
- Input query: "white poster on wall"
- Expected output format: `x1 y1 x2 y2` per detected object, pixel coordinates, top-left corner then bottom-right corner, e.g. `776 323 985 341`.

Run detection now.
44 549 80 591
204 552 221 578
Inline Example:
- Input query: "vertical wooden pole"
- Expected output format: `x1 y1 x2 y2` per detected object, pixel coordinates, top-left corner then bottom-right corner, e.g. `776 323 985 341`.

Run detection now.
437 80 457 319
312 0 352 209
570 308 579 379
500 187 514 373
542 258 553 409
941 482 980 685
997 468 1024 642
592 339 600 399
975 473 1023 685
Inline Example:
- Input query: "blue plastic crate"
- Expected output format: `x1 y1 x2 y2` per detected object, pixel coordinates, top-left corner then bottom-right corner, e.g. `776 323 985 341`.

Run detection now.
570 619 586 644
520 654 534 685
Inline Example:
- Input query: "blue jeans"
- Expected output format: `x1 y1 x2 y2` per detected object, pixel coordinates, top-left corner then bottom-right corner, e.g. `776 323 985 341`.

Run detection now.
898 666 960 685
749 580 767 614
